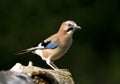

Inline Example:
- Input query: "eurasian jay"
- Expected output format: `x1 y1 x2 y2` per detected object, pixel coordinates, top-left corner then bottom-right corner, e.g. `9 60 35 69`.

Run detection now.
17 20 81 70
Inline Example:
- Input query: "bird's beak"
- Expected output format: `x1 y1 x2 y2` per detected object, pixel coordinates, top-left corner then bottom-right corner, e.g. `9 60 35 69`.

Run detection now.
75 26 81 30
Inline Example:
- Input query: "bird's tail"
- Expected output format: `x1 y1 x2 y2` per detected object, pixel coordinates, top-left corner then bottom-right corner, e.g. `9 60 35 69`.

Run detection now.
16 47 39 55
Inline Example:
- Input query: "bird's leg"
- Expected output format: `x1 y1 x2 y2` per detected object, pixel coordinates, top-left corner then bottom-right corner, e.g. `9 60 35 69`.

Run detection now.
46 59 59 70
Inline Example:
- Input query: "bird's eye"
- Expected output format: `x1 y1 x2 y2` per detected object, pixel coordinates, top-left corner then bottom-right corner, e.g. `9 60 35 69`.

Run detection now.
68 23 72 27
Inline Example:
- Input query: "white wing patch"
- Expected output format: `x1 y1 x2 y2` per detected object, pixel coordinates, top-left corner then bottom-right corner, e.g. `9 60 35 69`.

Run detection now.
38 42 44 48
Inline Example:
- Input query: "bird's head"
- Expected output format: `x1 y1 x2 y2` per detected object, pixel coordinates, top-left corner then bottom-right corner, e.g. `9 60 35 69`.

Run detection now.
58 20 81 36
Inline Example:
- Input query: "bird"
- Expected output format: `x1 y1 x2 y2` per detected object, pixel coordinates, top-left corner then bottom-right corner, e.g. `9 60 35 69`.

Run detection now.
17 20 81 70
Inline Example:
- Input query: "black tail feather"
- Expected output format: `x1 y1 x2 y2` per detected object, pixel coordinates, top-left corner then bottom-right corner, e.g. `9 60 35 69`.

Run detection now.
16 49 30 55
16 47 44 55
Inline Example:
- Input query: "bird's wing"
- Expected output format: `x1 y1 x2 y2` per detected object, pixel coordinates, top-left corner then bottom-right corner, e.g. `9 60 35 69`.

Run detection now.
16 34 60 55
38 34 59 49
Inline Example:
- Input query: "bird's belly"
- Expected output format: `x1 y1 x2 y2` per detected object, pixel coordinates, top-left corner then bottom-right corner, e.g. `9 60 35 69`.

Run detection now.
50 40 72 60
43 47 70 61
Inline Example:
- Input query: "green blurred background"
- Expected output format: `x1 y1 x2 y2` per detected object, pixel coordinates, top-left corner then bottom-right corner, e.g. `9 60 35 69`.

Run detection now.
0 0 120 84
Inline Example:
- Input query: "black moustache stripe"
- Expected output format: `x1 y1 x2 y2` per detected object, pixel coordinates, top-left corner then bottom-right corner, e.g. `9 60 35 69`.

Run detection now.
66 27 73 32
